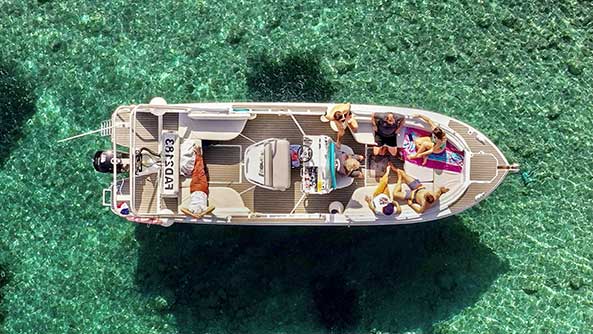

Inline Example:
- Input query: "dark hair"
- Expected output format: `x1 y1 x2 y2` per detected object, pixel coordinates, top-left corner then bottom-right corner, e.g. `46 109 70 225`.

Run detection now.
382 203 395 215
433 127 445 140
425 194 435 204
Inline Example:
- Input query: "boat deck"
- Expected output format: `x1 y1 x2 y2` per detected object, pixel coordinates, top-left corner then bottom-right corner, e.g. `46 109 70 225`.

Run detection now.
121 106 508 222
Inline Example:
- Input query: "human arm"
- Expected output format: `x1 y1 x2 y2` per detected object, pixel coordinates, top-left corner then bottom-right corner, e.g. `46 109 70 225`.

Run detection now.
409 201 425 213
434 187 449 200
346 115 358 132
365 195 376 211
350 170 365 179
414 114 437 130
395 117 405 133
335 124 344 147
371 112 378 132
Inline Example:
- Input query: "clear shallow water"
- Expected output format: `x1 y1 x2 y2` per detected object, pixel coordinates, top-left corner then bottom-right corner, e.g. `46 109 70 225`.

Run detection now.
0 1 592 333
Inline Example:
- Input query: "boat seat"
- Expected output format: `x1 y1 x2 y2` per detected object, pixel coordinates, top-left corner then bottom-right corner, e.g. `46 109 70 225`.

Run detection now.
244 138 291 191
179 184 250 218
344 182 439 221
178 113 249 141
348 113 406 146
403 162 434 183
335 144 355 189
433 169 462 202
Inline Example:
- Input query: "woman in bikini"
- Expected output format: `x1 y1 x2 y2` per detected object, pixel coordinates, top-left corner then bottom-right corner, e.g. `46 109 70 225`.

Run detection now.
391 167 449 214
321 103 358 147
408 114 447 165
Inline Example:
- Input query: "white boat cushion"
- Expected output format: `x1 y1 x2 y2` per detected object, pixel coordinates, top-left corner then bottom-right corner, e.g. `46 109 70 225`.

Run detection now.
270 140 291 190
403 162 434 183
179 114 247 141
433 169 461 202
344 182 437 221
179 185 250 217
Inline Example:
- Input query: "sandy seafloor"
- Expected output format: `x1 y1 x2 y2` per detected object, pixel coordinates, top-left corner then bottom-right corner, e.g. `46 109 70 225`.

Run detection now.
0 1 592 333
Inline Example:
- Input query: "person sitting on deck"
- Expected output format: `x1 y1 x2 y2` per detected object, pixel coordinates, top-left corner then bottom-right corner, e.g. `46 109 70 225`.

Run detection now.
371 112 405 157
180 145 215 219
364 163 401 216
336 152 365 179
321 103 358 148
408 114 448 165
390 167 449 214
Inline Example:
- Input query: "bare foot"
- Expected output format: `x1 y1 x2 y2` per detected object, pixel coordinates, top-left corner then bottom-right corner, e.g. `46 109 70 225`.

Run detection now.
181 205 215 219
193 145 202 156
422 156 428 165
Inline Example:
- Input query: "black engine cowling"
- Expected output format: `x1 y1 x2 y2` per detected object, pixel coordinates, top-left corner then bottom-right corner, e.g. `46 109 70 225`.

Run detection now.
93 150 128 173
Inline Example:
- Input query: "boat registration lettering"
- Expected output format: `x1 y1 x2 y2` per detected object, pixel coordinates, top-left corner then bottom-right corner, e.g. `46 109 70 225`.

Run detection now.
161 131 179 197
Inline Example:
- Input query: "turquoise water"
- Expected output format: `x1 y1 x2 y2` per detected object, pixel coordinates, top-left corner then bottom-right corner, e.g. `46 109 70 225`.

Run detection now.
1 1 592 333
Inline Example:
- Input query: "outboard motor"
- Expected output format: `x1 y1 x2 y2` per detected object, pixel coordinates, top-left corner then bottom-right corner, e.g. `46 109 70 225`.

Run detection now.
93 150 129 173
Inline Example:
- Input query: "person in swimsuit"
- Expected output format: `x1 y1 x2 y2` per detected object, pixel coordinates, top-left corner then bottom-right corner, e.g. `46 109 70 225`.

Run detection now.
391 167 449 214
336 152 365 179
321 103 358 147
371 112 405 156
408 114 448 165
364 163 401 216
180 145 215 219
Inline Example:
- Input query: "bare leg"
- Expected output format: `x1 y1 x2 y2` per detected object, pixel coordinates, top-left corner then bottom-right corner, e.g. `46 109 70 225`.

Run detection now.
336 126 344 147
409 141 433 159
395 168 419 186
347 118 359 133
394 169 402 192
387 146 398 156
373 146 382 156
392 169 408 200
373 166 390 197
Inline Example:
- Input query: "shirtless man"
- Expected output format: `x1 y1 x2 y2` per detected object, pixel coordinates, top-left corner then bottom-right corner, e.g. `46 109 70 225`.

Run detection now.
391 167 449 214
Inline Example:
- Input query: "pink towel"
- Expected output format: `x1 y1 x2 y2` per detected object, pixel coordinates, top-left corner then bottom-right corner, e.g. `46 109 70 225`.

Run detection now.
401 127 464 173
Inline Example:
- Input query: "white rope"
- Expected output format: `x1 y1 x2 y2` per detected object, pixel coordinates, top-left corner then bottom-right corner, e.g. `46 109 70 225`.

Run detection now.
57 128 106 143
290 193 307 214
239 133 256 143
289 114 307 137
239 185 256 195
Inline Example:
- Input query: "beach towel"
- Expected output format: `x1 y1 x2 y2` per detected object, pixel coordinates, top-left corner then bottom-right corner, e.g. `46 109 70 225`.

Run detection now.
401 127 464 173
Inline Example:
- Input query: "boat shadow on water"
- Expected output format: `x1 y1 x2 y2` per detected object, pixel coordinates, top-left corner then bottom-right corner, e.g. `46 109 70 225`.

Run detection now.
134 218 508 334
0 61 36 168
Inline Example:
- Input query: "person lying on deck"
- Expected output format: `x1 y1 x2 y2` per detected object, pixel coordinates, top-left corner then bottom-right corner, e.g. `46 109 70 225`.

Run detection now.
371 112 405 156
408 114 448 165
336 152 365 179
180 145 215 219
391 167 449 214
321 103 358 148
364 163 401 216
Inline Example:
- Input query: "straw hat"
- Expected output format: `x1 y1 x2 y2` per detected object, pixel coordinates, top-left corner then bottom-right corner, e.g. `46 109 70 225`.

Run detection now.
320 103 351 122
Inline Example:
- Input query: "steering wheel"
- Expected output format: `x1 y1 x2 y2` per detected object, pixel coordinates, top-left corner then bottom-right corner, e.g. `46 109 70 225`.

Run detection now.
298 145 313 163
